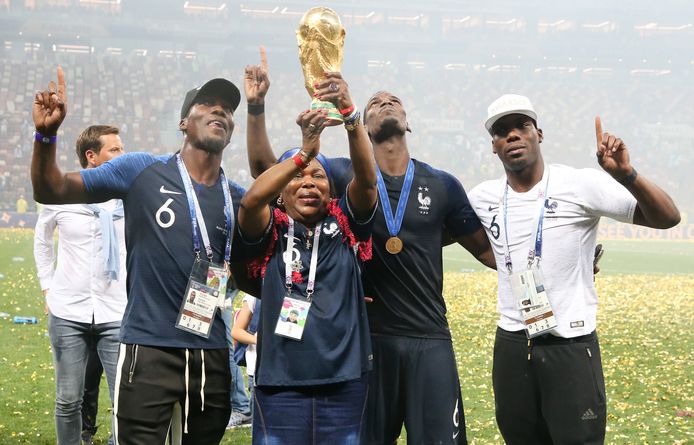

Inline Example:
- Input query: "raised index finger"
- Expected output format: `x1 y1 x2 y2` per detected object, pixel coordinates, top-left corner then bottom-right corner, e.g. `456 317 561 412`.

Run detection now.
57 66 67 102
594 116 603 148
259 46 268 71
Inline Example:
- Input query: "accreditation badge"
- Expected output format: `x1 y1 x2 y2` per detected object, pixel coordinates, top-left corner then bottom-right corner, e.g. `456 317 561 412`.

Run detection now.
176 280 219 338
510 265 557 338
274 292 311 341
175 258 228 338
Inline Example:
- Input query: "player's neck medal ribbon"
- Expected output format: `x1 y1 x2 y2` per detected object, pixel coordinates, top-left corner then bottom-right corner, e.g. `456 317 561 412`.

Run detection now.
376 160 415 254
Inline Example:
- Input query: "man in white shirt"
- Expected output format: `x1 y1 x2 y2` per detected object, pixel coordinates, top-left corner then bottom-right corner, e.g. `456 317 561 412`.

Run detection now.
34 125 126 445
468 94 680 445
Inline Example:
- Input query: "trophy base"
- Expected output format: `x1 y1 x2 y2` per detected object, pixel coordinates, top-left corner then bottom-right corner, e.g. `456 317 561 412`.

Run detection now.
311 99 343 125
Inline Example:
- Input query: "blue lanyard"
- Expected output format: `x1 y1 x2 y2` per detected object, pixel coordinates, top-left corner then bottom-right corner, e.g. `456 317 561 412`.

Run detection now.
176 154 234 264
375 160 415 237
501 167 550 273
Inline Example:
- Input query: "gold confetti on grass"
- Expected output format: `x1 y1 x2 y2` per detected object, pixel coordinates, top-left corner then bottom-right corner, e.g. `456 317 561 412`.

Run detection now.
0 230 691 444
444 272 693 445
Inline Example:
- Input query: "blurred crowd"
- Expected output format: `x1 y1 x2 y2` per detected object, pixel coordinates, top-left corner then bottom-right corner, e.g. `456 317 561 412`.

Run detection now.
1 51 692 213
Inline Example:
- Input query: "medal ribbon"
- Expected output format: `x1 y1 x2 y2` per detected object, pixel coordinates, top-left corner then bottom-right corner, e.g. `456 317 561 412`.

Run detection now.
500 166 550 273
176 154 234 264
285 217 322 299
375 160 415 237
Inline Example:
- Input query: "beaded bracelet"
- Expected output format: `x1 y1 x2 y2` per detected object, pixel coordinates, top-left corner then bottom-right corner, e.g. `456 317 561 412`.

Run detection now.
344 109 361 131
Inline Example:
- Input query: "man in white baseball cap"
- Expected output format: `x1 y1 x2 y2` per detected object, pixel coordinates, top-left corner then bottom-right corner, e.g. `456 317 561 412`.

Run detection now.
468 94 680 444
484 94 537 136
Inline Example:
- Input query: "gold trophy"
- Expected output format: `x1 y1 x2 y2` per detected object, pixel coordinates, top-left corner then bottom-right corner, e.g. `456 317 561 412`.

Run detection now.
297 6 346 123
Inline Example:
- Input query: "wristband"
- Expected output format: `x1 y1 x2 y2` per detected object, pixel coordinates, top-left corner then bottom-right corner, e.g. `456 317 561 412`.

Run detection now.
339 104 355 116
618 168 638 186
34 131 57 144
293 154 310 169
248 103 265 116
342 107 359 122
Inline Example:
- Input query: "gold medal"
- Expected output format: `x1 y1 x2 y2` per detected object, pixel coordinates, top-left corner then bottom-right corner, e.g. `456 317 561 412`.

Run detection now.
385 236 403 254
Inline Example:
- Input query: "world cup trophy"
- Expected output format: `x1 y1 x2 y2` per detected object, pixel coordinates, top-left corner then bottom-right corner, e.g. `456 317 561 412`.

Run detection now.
297 6 346 123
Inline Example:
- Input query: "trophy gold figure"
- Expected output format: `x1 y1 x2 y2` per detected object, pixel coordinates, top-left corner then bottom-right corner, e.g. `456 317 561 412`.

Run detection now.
297 6 346 123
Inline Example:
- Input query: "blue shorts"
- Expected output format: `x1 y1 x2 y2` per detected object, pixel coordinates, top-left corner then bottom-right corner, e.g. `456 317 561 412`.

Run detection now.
365 335 467 445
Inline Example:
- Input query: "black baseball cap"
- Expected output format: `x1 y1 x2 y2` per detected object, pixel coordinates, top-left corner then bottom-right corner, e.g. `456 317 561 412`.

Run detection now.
180 78 241 119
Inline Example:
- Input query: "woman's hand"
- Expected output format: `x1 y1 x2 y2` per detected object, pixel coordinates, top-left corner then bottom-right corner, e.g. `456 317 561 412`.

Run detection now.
296 109 328 158
313 72 353 112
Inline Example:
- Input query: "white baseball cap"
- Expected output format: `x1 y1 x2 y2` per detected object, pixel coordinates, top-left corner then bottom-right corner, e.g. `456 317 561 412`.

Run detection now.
485 94 537 136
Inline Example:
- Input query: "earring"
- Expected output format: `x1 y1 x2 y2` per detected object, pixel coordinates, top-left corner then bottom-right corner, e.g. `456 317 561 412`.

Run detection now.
277 195 283 206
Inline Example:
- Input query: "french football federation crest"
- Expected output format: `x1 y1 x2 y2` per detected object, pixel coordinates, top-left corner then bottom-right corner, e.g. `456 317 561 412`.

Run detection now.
545 199 558 214
417 186 431 215
323 222 340 238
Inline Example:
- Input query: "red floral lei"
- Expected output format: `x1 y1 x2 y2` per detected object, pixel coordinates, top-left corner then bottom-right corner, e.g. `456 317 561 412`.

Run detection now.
247 200 372 282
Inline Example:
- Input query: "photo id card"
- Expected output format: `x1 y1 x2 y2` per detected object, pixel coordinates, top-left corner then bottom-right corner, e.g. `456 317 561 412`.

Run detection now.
206 263 229 307
510 266 557 338
274 293 311 341
176 281 219 338
189 257 229 308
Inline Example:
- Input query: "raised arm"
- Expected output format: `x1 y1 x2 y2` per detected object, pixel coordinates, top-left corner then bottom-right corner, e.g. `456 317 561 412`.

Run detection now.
238 109 328 239
314 72 377 219
245 46 277 178
31 67 88 204
595 117 680 229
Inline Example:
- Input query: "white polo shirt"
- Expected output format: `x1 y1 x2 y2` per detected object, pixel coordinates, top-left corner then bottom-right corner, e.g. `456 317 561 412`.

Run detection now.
33 201 127 324
469 164 637 338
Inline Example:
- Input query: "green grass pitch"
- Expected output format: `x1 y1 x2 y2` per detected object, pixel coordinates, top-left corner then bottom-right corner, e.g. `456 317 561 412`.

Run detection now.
0 229 691 444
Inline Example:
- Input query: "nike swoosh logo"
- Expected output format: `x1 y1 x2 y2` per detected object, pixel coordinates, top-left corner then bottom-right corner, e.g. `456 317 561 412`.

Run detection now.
488 205 499 212
160 186 182 195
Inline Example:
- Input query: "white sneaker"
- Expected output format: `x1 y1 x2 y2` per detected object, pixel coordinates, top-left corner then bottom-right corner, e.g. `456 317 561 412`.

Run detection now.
226 410 252 429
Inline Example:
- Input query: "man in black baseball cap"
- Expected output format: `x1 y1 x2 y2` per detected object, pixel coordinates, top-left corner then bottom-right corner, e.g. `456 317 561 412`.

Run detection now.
30 67 247 444
180 78 241 120
178 78 241 159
